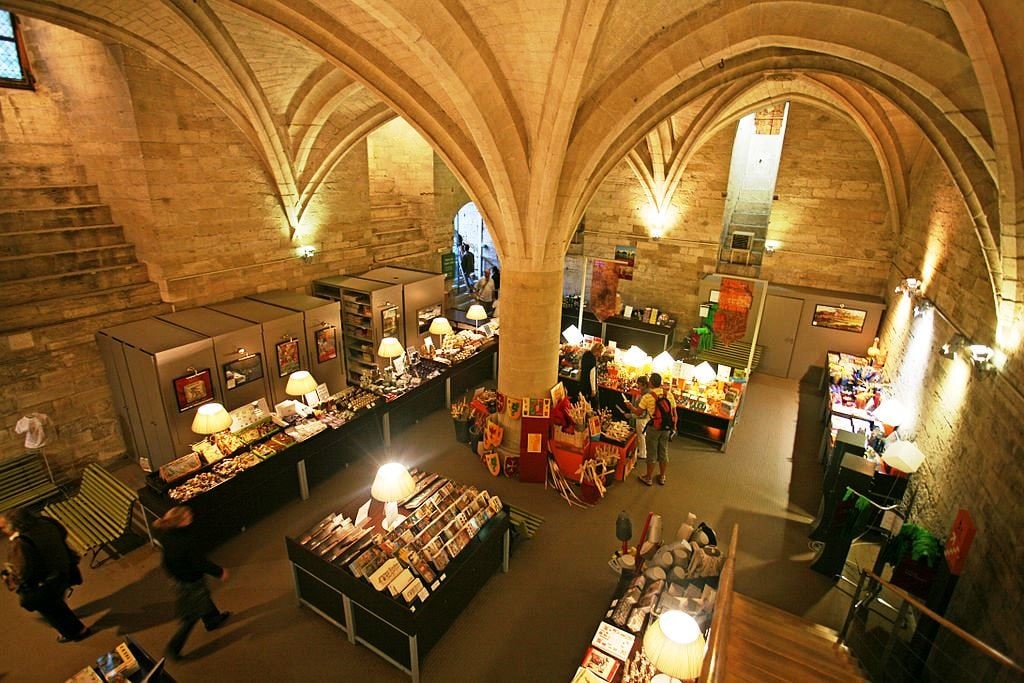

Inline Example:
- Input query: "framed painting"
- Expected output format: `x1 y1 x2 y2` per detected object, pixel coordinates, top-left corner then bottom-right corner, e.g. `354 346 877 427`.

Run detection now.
811 304 867 333
173 369 213 412
276 338 301 376
381 305 400 338
550 381 567 405
315 326 338 363
223 353 263 391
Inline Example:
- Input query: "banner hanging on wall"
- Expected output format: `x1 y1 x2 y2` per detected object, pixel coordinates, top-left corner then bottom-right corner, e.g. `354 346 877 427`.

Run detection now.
712 277 753 345
590 259 620 321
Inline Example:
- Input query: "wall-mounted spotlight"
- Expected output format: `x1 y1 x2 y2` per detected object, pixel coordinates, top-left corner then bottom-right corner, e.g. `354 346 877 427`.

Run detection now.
895 277 922 296
299 245 316 263
912 297 934 318
939 334 968 359
939 334 1001 377
764 240 780 256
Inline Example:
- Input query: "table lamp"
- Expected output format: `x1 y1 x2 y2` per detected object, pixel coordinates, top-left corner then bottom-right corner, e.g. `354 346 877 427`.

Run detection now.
371 462 417 531
693 361 717 386
466 304 488 329
429 316 453 348
286 370 319 405
643 610 706 682
881 439 926 474
653 351 675 376
191 402 232 435
562 324 584 346
377 336 405 375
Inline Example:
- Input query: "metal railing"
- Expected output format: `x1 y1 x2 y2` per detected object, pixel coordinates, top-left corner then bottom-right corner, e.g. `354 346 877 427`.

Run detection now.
699 523 738 683
838 568 1024 682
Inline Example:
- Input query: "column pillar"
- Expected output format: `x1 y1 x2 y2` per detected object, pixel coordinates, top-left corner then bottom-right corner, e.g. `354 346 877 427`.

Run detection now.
494 266 563 455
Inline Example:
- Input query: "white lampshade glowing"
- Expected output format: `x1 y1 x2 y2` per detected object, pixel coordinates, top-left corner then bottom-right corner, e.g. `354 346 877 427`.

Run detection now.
693 361 717 385
624 345 648 368
285 370 319 397
881 440 927 473
377 336 405 359
429 317 453 336
191 402 232 435
466 304 488 322
653 351 675 375
872 398 906 428
562 324 584 346
371 462 418 531
643 610 706 680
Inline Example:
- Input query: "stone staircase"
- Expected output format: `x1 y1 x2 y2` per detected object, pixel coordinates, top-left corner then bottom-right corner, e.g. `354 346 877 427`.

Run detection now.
0 144 169 475
368 175 431 263
721 594 867 682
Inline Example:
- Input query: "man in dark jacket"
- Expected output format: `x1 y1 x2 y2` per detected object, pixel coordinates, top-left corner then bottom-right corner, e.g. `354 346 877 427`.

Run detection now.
0 507 90 643
154 506 230 660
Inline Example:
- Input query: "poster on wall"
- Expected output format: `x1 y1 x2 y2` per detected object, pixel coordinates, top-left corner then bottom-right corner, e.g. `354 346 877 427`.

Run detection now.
589 259 620 321
223 353 263 390
276 339 301 376
173 369 214 412
811 304 867 333
613 245 636 280
712 278 753 345
315 326 338 363
381 305 400 338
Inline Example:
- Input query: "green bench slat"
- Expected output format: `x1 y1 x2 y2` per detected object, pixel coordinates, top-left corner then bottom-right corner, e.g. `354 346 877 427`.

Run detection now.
0 453 59 513
507 504 544 539
43 463 137 556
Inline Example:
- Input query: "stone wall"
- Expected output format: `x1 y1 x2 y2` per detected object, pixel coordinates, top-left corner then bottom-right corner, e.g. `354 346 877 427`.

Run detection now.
877 147 1022 663
764 105 893 296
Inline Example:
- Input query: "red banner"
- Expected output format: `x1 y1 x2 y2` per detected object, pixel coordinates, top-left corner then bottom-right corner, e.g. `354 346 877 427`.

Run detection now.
712 277 753 345
590 259 620 321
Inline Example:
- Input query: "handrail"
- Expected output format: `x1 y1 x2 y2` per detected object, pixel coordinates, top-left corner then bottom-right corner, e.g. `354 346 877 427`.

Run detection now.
699 523 739 682
860 568 1024 674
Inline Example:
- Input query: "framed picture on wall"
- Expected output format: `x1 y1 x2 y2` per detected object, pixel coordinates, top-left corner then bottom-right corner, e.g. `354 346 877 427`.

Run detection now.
173 369 213 412
381 305 400 338
811 304 867 333
223 353 263 390
276 338 301 376
315 326 338 363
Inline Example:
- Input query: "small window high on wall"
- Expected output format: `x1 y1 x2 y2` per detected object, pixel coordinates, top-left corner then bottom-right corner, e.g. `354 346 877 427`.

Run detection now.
1 10 33 89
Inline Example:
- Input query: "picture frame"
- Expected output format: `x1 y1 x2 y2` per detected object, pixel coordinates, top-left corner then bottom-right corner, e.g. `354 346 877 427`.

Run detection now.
550 381 567 405
417 303 442 334
173 368 214 412
276 338 301 376
315 326 338 363
223 353 263 391
381 305 400 338
811 303 867 333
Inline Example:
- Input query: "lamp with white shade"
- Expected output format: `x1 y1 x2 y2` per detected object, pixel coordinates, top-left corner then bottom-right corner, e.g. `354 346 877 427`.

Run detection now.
466 304 488 329
881 440 927 473
191 402 232 435
872 398 906 429
692 361 717 386
561 324 584 346
285 370 319 405
371 462 417 531
653 351 675 376
643 610 706 681
429 316 453 348
377 336 405 376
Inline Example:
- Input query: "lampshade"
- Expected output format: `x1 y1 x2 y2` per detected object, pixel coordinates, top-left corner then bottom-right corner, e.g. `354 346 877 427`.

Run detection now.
881 440 926 473
872 398 906 428
191 402 232 435
562 324 584 346
466 304 488 321
693 361 717 385
370 462 417 503
653 351 675 375
377 336 405 359
643 610 706 680
285 370 319 397
624 345 647 368
429 316 453 336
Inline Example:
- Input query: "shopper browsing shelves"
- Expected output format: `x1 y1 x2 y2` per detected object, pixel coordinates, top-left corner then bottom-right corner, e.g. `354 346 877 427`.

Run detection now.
636 372 677 486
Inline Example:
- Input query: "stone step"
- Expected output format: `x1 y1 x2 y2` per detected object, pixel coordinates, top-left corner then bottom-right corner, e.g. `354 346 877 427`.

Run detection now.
0 244 139 281
12 301 173 355
0 263 151 306
0 164 89 187
0 184 102 209
372 240 430 264
0 281 165 334
0 204 114 232
370 203 410 220
373 225 421 246
0 224 126 257
0 142 76 166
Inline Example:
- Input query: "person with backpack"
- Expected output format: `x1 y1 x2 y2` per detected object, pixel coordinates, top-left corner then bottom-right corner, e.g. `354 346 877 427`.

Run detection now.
0 507 90 643
628 375 651 460
634 372 676 486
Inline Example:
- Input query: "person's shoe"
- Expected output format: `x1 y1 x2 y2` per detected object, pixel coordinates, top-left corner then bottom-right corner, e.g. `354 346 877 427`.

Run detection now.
657 475 667 486
205 611 231 631
638 476 653 486
57 627 92 644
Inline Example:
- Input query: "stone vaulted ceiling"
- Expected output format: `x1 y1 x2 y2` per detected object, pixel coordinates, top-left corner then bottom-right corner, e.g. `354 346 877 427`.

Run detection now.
6 0 1024 322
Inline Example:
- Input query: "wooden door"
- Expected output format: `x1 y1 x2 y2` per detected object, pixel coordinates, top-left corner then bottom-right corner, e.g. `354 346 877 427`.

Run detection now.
758 294 804 377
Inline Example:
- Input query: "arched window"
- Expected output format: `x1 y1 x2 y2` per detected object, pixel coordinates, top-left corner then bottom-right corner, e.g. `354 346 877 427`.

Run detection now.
1 10 33 90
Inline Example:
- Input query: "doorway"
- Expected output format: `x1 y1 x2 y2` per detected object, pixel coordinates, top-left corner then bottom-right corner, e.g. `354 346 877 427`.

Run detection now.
758 294 804 377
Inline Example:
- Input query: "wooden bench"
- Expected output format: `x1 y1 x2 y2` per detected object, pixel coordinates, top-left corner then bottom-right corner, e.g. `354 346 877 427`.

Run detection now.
43 463 140 568
0 451 61 513
507 504 544 540
697 339 764 372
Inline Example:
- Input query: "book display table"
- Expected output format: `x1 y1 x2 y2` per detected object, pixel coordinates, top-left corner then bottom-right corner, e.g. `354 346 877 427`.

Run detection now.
286 501 510 682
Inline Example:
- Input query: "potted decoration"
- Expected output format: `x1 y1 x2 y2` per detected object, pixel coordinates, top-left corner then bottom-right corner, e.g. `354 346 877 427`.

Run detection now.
451 400 472 443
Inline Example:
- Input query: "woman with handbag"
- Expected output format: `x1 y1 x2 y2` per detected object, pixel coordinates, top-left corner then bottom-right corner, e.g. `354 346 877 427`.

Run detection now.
0 507 91 643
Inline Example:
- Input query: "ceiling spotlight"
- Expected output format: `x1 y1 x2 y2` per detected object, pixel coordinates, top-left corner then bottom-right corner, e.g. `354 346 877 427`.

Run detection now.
895 277 922 296
913 298 934 318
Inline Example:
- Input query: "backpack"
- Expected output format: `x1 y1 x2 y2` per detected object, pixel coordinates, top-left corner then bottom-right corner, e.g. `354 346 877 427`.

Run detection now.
646 391 675 432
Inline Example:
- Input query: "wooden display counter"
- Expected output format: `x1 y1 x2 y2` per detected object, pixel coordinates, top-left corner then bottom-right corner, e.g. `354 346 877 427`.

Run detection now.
286 507 510 683
561 308 676 352
672 382 745 452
